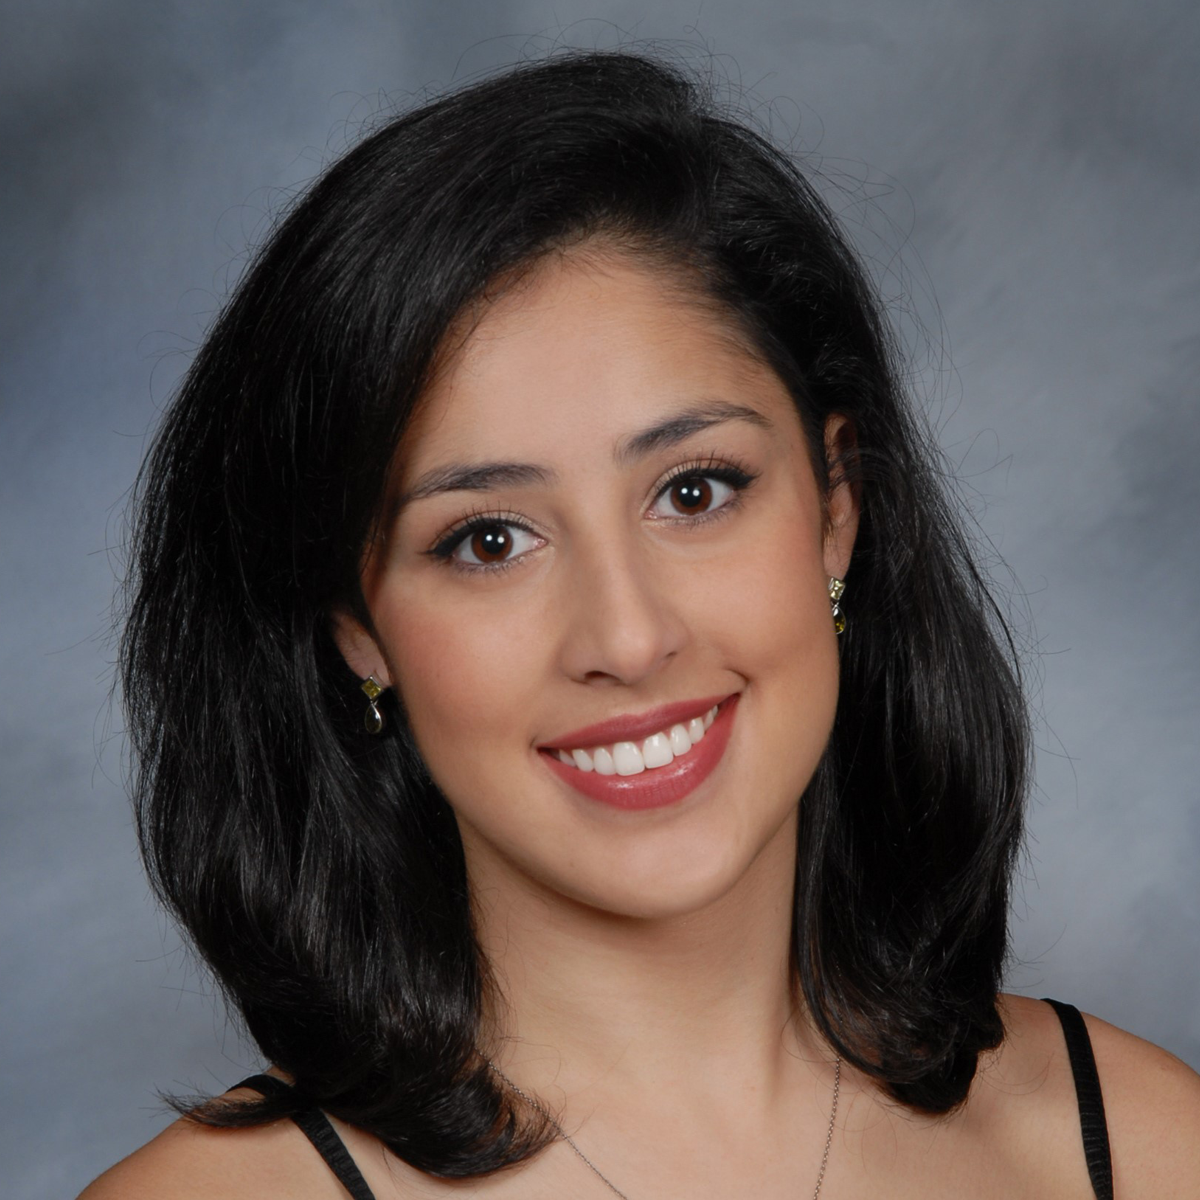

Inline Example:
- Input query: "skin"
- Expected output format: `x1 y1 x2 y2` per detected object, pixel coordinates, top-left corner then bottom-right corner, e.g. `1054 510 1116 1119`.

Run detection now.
81 249 1200 1199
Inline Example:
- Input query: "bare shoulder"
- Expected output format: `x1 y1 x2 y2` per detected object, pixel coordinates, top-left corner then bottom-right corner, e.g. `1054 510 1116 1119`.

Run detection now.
996 994 1200 1199
76 1090 343 1200
1081 1005 1200 1196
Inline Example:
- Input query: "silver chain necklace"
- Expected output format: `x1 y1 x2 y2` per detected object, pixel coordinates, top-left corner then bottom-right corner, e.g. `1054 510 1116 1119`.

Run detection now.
488 1056 842 1199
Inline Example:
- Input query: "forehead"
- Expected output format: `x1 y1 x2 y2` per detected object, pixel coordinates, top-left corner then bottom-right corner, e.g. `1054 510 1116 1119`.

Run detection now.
395 250 801 476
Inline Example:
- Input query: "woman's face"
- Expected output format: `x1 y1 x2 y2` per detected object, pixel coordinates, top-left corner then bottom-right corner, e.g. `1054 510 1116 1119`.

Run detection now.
336 250 857 920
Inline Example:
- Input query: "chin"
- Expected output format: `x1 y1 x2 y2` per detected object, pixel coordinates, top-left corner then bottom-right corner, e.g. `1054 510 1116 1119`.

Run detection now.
539 805 800 924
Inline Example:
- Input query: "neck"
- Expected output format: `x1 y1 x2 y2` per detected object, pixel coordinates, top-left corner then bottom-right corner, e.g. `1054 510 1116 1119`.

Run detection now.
470 809 816 1105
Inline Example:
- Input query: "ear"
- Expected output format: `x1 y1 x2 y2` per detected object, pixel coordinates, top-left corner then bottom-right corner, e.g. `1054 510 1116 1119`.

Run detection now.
822 413 860 581
329 605 392 688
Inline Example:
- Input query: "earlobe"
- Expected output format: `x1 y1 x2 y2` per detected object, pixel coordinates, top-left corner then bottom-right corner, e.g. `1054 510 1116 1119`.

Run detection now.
329 606 391 689
822 414 860 581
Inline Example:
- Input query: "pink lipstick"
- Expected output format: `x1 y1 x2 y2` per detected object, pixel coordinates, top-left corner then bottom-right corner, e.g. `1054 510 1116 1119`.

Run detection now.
538 693 739 811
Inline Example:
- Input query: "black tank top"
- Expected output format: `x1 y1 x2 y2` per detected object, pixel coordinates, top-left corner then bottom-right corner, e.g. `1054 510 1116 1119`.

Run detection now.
236 998 1113 1200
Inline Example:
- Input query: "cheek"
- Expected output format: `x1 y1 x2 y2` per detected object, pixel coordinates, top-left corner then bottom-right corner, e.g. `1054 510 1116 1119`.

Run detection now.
714 503 840 779
376 588 544 777
712 493 831 651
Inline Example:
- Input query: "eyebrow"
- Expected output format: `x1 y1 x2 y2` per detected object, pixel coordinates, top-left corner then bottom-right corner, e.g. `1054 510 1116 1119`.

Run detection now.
614 401 774 463
397 401 774 508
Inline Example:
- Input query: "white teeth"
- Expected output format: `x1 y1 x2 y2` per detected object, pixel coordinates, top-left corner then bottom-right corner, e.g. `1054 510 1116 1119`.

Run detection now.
613 741 645 775
642 732 674 769
592 746 616 775
552 703 726 774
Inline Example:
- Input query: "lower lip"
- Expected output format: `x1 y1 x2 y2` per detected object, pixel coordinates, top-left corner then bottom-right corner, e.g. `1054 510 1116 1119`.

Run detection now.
539 694 740 811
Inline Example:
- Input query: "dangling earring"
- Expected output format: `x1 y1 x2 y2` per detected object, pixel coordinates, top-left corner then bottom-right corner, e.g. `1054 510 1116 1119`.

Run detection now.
361 675 386 734
828 577 847 635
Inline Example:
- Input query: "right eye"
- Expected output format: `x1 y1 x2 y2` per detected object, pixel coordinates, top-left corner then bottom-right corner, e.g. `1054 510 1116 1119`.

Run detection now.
430 517 542 573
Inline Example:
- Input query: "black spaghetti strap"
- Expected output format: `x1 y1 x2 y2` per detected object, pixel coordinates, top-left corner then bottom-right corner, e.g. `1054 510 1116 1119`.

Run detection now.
234 1072 292 1097
233 1075 378 1200
1042 999 1114 1200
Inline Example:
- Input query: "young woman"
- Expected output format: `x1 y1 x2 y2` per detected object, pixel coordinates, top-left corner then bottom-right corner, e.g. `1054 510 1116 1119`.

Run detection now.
84 51 1199 1199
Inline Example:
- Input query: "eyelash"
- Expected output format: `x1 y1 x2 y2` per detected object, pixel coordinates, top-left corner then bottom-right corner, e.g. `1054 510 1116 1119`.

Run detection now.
426 455 760 576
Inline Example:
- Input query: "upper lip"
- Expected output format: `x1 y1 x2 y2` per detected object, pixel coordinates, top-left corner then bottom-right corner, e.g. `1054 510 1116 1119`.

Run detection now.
539 694 733 750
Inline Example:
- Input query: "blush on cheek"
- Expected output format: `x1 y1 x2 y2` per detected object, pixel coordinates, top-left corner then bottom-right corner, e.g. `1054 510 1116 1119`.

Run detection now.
382 604 529 781
727 541 839 764
718 534 829 651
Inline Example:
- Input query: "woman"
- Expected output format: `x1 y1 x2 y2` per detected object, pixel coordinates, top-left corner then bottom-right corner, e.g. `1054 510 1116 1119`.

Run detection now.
84 50 1198 1198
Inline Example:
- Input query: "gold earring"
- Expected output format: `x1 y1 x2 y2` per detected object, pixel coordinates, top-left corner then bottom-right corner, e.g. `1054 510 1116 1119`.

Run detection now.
361 675 386 734
828 577 846 636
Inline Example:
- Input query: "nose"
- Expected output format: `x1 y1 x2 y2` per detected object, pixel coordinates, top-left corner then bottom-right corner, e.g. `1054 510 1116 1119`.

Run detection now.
556 533 688 687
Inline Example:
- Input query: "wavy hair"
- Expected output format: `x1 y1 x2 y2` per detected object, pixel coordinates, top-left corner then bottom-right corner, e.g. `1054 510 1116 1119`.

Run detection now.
120 49 1028 1175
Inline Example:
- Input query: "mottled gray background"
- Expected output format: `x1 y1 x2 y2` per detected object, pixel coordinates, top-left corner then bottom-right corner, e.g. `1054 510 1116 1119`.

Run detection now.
2 1 1197 1195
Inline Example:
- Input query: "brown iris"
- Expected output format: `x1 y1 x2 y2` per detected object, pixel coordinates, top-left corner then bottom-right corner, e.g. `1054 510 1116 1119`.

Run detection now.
669 476 712 515
470 526 512 563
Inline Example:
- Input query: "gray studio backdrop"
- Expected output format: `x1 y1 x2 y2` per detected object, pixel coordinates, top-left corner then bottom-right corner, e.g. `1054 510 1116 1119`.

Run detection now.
3 1 1197 1196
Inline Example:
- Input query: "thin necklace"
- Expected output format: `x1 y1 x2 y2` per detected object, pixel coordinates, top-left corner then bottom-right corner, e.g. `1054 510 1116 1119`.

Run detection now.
487 1055 842 1199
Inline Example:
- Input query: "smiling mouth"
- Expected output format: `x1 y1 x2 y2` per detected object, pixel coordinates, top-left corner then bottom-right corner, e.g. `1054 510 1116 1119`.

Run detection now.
539 695 739 811
547 705 719 776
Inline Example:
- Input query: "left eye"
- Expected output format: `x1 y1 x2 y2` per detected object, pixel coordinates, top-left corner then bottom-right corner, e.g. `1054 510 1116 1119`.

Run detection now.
649 473 737 519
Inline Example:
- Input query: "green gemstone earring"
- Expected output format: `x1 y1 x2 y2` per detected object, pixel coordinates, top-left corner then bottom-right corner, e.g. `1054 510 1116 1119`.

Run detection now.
828 577 847 636
361 675 386 734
